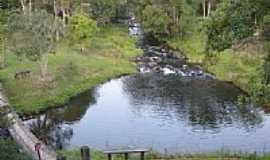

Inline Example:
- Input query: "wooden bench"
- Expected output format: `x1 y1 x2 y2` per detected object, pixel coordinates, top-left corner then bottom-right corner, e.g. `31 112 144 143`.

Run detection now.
14 70 31 79
104 149 149 160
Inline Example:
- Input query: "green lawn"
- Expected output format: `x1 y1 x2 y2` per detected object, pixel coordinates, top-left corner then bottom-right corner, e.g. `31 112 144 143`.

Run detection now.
0 26 141 115
167 32 207 64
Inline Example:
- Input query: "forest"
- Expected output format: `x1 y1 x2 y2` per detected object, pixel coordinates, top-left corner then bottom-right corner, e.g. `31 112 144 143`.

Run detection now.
1 0 270 160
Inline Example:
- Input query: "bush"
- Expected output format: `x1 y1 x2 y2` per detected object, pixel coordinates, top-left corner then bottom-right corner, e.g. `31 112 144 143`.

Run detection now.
70 13 98 40
0 139 32 160
264 50 270 84
263 15 270 40
206 1 257 51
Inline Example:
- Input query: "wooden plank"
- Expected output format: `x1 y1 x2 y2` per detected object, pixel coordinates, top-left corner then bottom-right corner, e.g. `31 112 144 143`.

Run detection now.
104 149 149 154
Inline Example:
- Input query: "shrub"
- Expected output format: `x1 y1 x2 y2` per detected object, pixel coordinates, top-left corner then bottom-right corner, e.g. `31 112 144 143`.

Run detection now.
263 15 270 40
0 139 32 160
264 50 270 84
70 13 98 40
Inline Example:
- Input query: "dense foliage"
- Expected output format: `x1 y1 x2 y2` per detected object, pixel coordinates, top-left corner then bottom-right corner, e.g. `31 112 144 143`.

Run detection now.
70 12 98 40
263 14 270 40
0 139 32 160
206 1 254 51
130 0 195 38
89 0 128 25
264 48 270 85
9 10 63 80
206 0 270 51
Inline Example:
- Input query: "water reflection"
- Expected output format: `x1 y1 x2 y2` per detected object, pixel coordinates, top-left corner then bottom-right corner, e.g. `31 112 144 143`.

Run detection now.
24 91 96 149
24 75 270 153
123 74 263 131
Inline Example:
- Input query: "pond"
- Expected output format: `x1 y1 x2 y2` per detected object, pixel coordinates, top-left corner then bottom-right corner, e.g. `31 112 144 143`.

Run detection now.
23 19 270 154
24 74 270 154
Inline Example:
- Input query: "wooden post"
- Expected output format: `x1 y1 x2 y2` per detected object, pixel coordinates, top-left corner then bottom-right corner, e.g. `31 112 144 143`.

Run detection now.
108 153 112 160
124 153 129 160
80 146 90 160
57 155 66 160
34 143 42 160
140 152 145 160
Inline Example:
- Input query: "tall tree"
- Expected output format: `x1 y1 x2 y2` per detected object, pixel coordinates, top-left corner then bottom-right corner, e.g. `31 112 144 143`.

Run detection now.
9 10 64 80
206 0 264 51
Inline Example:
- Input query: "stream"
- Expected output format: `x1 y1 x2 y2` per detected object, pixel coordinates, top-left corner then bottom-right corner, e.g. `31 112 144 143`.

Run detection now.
22 19 270 154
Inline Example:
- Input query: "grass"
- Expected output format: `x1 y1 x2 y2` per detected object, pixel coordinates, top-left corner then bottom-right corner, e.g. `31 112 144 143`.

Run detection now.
167 32 207 64
59 149 270 160
206 49 263 92
0 138 32 160
166 31 266 95
0 26 141 115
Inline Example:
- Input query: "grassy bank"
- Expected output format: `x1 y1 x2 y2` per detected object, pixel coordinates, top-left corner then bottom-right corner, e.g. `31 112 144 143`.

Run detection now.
0 26 141 115
59 149 270 160
0 138 32 160
167 32 266 100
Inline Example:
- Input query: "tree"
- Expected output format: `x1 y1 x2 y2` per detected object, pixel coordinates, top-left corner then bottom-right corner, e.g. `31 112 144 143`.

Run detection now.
69 12 98 40
0 11 8 69
0 30 7 69
88 0 128 26
141 4 170 36
206 0 259 51
263 15 270 40
9 10 64 81
130 0 195 38
264 47 270 85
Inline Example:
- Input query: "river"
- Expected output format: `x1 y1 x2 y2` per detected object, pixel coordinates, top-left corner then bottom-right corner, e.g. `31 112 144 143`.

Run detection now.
23 19 270 154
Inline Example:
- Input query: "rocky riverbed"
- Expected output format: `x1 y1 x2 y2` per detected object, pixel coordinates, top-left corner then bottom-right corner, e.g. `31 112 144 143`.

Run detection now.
129 18 214 79
135 44 214 79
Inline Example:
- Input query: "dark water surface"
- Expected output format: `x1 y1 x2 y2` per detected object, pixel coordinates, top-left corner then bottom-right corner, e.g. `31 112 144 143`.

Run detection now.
24 74 270 154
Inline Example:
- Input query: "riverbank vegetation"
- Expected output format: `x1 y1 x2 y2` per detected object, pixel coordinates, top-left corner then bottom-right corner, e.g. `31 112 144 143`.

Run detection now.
1 1 270 160
0 1 141 114
131 0 270 106
0 138 32 160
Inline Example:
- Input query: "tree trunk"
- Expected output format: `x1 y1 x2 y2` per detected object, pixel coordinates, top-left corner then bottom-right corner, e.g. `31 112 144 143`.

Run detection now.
207 0 212 17
254 14 257 25
62 8 66 26
20 0 26 14
53 0 60 41
0 37 6 69
202 0 206 18
53 0 57 18
29 0 32 15
40 54 49 81
172 6 176 25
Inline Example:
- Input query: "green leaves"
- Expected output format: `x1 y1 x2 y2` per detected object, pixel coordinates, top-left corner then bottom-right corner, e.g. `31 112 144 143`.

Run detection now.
70 13 98 40
141 4 170 35
89 0 128 25
263 14 270 40
0 139 32 160
133 0 195 38
206 0 270 51
9 10 62 61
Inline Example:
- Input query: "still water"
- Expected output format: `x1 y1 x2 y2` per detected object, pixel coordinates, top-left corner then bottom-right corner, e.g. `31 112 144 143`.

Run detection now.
24 74 270 154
